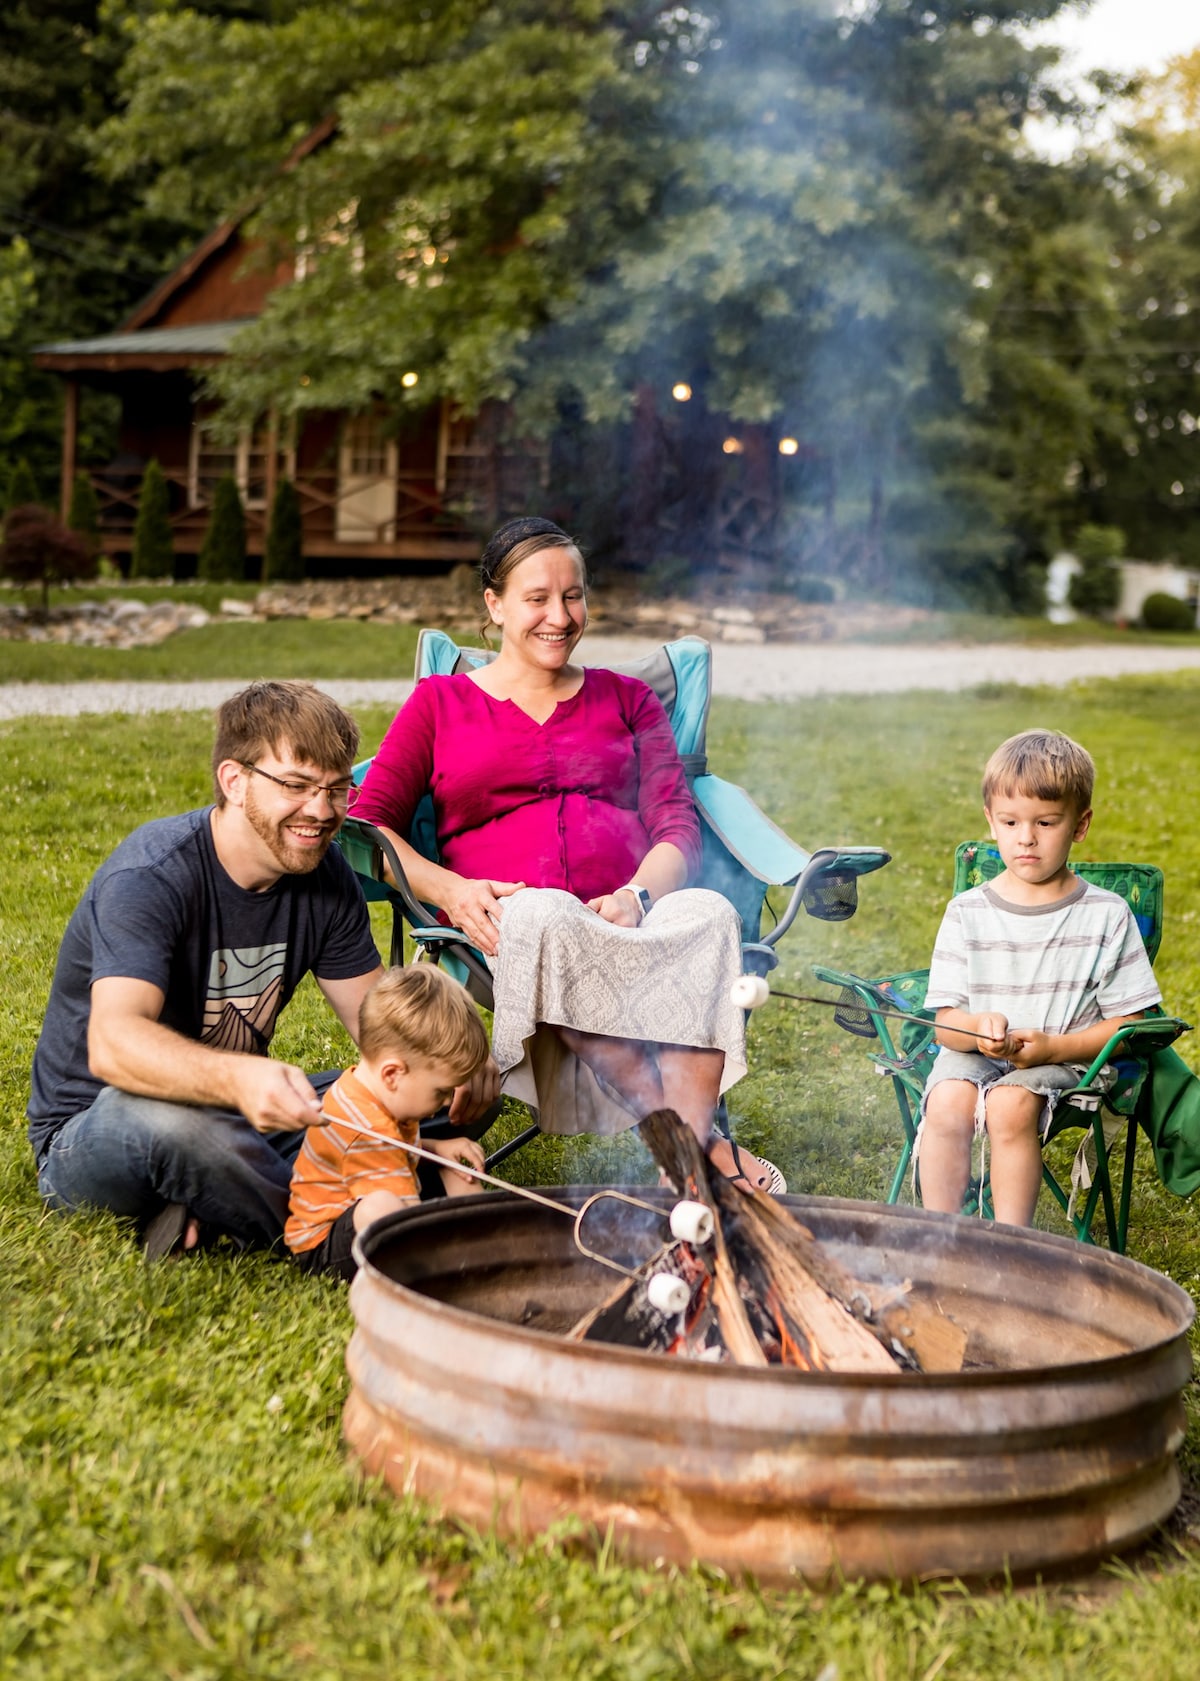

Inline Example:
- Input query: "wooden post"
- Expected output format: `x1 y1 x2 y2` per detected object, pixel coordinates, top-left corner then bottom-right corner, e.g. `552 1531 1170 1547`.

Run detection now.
60 379 79 520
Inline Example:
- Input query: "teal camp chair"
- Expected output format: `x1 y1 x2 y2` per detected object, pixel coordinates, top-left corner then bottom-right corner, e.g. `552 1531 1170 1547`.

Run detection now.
813 841 1190 1253
337 631 891 1166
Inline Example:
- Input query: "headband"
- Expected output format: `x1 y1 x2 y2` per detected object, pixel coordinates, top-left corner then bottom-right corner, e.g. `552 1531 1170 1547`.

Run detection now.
479 516 571 588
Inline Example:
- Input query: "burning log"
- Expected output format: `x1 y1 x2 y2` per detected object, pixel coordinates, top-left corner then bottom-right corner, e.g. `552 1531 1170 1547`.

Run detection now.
567 1110 965 1375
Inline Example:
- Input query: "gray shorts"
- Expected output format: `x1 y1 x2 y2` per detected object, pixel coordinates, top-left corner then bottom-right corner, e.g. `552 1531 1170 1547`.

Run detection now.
922 1049 1109 1139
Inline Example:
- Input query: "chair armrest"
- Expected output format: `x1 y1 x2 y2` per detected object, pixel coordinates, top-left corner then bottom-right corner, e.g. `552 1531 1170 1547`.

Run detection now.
336 816 435 930
1071 1016 1191 1087
694 773 890 943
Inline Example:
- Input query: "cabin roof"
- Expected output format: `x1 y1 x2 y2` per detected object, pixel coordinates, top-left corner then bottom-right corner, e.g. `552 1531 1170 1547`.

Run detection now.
33 318 256 372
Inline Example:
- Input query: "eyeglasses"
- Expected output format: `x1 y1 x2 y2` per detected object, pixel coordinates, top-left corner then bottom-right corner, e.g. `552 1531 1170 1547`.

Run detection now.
240 763 353 807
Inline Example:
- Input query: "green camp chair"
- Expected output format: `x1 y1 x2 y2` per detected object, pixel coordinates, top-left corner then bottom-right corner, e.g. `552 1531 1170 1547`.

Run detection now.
813 841 1190 1253
337 630 891 1167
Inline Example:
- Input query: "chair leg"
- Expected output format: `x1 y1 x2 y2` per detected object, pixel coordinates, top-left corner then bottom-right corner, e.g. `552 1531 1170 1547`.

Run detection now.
484 1124 542 1172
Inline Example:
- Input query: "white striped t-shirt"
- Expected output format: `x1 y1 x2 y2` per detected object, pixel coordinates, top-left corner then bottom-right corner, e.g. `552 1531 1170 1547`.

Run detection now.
925 878 1161 1035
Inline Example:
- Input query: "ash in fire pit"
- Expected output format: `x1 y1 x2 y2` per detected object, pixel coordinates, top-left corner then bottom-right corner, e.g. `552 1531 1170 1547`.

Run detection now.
344 1121 1194 1584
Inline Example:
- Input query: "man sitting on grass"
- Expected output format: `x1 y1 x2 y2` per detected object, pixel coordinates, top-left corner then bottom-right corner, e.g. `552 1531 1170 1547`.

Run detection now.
26 679 498 1259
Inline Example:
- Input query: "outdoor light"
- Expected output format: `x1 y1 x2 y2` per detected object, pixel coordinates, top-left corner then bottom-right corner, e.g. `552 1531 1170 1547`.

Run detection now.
778 436 799 456
672 382 692 402
402 371 419 388
722 437 744 455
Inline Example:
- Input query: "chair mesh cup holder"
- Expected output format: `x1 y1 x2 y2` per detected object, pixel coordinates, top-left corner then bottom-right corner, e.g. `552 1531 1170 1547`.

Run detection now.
832 988 880 1039
802 870 858 922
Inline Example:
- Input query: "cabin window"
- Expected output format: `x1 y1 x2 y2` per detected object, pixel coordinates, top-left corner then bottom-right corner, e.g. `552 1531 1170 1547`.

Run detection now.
189 415 294 510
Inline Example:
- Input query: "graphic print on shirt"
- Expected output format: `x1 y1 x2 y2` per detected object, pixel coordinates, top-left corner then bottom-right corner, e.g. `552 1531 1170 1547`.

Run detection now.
203 945 287 1052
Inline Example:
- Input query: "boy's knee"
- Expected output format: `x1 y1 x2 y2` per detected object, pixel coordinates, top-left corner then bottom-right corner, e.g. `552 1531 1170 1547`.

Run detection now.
923 1081 977 1133
982 1087 1041 1142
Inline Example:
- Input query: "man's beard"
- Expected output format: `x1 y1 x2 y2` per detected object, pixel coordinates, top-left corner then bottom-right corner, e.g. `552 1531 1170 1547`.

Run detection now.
243 785 337 875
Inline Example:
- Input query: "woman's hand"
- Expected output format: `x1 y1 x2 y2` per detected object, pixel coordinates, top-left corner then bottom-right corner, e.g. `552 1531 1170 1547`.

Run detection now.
587 888 642 927
441 877 525 956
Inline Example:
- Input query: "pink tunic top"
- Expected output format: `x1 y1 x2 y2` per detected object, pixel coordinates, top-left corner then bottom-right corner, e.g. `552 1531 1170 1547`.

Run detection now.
352 668 701 903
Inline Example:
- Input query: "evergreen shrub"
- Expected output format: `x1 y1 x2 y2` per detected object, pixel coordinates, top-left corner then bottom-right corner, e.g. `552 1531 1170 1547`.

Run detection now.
197 474 246 582
66 472 101 551
130 459 175 579
263 477 303 582
4 459 38 517
1067 523 1124 618
1141 592 1195 632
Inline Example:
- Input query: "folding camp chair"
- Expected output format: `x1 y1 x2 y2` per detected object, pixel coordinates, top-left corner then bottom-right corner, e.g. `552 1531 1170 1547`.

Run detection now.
337 630 891 1167
813 840 1190 1253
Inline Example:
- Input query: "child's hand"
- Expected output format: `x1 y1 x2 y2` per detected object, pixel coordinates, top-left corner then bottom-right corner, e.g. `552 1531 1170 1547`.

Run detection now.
1004 1029 1053 1069
975 1013 1013 1058
429 1134 485 1195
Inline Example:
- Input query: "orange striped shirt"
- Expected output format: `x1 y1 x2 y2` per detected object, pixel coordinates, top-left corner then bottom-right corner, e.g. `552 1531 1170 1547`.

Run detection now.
285 1066 419 1254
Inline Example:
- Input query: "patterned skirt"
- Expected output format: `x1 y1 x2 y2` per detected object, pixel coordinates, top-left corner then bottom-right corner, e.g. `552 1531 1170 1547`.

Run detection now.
489 886 748 1135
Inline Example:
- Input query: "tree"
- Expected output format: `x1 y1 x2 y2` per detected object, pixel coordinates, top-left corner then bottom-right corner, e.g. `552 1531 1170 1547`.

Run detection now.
96 0 1125 604
263 476 303 582
1 503 97 611
197 473 246 581
130 458 175 579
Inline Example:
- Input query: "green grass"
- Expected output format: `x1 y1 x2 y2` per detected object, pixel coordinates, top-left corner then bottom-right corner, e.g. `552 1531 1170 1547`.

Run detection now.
6 679 1200 1677
3 585 1198 686
1 620 426 684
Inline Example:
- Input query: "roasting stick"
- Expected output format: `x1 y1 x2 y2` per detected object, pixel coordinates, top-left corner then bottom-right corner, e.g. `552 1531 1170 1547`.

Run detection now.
318 1112 711 1288
730 975 1003 1048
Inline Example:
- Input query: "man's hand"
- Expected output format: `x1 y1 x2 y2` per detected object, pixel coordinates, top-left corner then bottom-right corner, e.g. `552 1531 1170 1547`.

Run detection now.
237 1058 324 1134
441 878 525 957
447 1057 501 1126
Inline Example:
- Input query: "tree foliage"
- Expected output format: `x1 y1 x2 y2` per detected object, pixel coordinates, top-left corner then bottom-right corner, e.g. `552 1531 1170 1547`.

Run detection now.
36 1 1200 604
130 458 174 579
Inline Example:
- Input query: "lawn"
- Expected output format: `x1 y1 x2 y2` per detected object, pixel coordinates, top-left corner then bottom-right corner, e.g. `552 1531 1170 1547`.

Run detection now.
6 668 1200 1678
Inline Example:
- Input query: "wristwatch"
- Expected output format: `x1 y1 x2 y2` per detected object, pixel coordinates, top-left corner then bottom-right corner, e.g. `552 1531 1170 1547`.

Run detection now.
621 882 653 922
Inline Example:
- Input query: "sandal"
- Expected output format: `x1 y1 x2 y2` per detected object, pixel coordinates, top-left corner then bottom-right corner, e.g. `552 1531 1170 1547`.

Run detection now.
723 1139 787 1197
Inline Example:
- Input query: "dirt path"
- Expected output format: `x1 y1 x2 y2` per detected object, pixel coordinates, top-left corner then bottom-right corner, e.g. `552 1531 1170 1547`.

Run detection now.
4 638 1200 717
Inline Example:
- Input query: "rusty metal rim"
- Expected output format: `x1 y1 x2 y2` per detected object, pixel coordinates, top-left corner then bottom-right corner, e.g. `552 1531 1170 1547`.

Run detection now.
353 1188 1195 1385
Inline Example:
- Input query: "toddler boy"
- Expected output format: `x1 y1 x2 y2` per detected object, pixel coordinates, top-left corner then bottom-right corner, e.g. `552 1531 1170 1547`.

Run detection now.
286 964 491 1277
919 728 1161 1227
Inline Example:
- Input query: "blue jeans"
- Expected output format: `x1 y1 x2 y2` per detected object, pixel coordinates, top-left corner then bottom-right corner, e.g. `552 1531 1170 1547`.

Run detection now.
35 1077 336 1251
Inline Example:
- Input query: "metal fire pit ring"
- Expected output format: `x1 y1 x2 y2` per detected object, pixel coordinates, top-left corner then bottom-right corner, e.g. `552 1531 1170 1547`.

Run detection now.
344 1190 1194 1585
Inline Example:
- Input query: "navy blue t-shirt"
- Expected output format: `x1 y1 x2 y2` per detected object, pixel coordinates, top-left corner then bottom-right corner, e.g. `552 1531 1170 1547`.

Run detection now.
27 808 380 1160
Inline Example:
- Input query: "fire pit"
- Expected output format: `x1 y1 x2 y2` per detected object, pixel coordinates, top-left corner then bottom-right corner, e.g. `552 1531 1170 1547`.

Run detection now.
344 1190 1194 1584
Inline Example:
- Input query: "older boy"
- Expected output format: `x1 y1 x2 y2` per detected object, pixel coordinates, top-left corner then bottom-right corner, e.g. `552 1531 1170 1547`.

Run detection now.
918 729 1161 1227
286 965 491 1279
28 680 498 1256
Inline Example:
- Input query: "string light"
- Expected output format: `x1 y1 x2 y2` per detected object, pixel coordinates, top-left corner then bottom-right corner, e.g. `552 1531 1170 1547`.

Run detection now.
672 382 692 402
401 371 419 388
778 437 799 456
722 437 744 455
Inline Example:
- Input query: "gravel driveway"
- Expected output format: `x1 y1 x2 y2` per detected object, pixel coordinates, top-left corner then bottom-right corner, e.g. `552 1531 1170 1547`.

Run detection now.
4 638 1200 717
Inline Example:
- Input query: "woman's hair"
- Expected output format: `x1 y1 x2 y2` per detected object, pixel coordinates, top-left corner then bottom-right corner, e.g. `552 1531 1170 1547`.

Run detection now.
982 729 1095 814
211 680 360 806
358 964 489 1077
477 516 587 643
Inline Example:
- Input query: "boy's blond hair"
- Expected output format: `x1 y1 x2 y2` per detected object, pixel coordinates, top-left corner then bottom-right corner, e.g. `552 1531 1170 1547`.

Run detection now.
982 729 1095 815
358 965 489 1078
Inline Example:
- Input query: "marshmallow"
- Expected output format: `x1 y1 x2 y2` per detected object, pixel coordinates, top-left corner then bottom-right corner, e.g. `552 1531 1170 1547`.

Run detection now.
646 1273 691 1316
669 1200 715 1245
730 974 771 1010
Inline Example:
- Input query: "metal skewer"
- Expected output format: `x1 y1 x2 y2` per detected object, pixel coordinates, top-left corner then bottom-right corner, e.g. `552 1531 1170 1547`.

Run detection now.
319 1113 704 1280
730 975 997 1048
